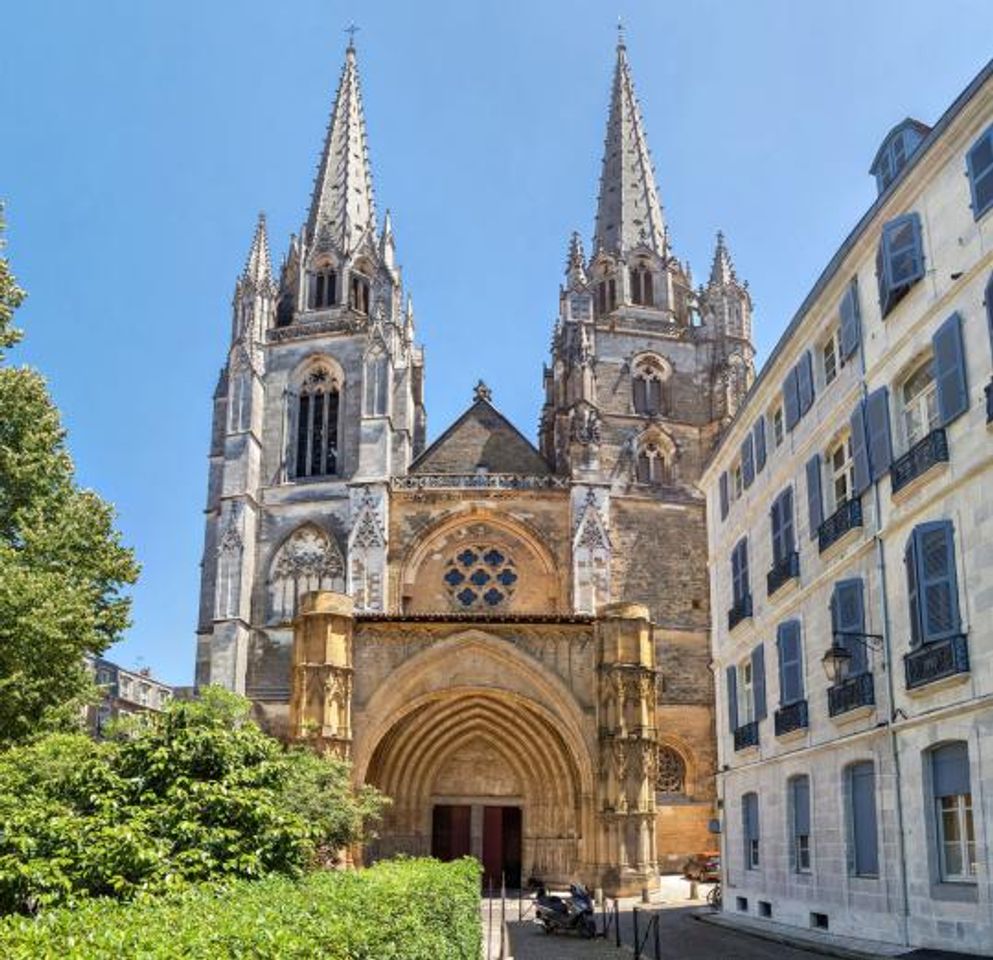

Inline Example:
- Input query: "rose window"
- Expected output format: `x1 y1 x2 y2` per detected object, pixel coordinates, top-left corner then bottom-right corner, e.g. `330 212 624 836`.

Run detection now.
656 746 686 795
443 546 518 610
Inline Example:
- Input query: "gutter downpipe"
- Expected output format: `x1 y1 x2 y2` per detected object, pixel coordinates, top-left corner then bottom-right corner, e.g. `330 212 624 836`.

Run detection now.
860 315 911 948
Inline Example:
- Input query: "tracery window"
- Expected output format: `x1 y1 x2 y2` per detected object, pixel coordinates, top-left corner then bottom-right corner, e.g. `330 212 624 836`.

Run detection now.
443 545 518 611
632 359 667 415
307 268 337 309
636 442 669 485
268 525 345 623
295 365 340 479
656 746 686 795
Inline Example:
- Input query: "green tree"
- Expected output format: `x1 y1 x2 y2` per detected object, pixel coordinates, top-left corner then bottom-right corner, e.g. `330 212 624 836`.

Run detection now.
0 206 140 743
0 688 385 914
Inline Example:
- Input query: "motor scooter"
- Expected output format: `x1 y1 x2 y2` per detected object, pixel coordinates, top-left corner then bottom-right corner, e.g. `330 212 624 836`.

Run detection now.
527 878 597 938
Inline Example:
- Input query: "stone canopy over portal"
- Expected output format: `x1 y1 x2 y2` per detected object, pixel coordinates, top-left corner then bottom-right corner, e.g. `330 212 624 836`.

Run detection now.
290 593 662 894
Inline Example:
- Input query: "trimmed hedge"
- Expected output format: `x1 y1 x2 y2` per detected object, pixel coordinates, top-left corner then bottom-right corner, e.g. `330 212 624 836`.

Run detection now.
0 857 481 959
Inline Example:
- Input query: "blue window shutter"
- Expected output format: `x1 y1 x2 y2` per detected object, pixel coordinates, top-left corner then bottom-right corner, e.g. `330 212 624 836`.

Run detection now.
752 644 767 720
740 540 749 597
850 762 879 876
743 792 759 842
914 521 961 642
932 742 970 797
839 281 862 359
777 620 803 704
731 544 741 603
864 387 892 482
797 351 815 415
754 418 767 472
986 273 993 362
805 454 823 540
832 579 867 674
770 498 782 563
932 312 969 425
879 214 925 316
719 472 729 520
783 367 801 431
967 125 993 220
781 487 795 556
742 434 755 488
905 534 922 648
850 401 871 495
726 666 738 732
793 776 810 836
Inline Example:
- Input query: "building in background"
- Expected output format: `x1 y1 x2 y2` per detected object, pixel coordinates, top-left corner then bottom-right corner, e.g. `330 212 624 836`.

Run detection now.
194 33 752 891
703 59 993 953
84 656 174 737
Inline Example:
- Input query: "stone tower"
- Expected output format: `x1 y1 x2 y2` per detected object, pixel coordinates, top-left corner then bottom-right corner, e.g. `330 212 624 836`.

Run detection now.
195 41 425 719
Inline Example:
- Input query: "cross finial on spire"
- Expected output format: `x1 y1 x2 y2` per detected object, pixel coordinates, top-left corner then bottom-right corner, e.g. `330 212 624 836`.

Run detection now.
617 17 625 49
344 23 359 50
473 380 493 403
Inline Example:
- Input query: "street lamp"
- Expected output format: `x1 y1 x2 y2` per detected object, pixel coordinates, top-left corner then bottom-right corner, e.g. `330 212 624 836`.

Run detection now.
821 631 885 685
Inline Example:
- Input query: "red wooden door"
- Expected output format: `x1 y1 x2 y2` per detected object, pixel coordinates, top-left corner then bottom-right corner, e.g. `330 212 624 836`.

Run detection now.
432 805 471 862
482 806 504 887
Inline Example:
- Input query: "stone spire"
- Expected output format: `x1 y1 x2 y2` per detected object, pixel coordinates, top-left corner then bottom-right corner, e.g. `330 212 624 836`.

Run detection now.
593 34 667 258
709 231 737 286
240 212 275 291
565 231 588 287
306 41 377 252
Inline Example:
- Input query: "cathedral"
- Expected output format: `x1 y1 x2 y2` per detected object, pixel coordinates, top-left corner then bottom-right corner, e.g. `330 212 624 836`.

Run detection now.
195 33 755 894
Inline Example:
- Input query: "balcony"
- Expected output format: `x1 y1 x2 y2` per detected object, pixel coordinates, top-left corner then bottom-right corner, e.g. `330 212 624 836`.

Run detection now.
828 672 875 717
818 498 863 553
986 379 993 424
774 699 808 736
905 634 970 691
728 593 753 632
890 428 949 495
767 551 800 597
733 720 760 751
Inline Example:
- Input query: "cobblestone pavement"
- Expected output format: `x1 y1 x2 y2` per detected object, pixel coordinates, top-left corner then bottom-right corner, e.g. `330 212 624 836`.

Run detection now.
506 903 835 960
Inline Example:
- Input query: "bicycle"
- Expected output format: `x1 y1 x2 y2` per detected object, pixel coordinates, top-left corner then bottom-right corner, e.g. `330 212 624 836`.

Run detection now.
706 880 722 910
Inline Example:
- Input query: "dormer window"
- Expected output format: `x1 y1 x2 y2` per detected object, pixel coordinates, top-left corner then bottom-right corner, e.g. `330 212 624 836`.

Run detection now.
870 119 930 194
629 265 654 306
307 268 337 309
350 273 371 314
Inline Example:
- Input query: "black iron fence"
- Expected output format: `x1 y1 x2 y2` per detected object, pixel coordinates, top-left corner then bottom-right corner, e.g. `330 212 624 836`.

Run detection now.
734 719 760 751
728 593 753 631
818 497 863 552
767 551 800 597
774 699 809 736
828 671 875 717
905 634 969 690
890 428 948 495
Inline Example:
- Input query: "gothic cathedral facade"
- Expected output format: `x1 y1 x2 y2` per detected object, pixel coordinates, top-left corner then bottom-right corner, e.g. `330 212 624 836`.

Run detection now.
195 36 754 893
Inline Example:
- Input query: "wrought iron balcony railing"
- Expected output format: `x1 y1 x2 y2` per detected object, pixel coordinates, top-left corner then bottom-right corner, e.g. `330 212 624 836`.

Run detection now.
767 551 800 597
828 671 875 717
733 720 760 751
890 428 949 495
774 699 808 736
818 497 863 553
905 634 969 691
986 379 993 424
728 593 753 632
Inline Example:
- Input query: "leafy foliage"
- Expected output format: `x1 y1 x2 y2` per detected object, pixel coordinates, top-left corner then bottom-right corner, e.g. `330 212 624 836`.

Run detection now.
0 688 385 914
0 858 481 959
0 209 139 743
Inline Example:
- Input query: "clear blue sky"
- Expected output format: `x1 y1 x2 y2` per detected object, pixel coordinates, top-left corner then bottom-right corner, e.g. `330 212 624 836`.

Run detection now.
2 1 989 685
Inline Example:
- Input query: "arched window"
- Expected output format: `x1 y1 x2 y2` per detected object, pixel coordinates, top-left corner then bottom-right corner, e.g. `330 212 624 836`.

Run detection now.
656 746 686 795
596 277 616 317
629 265 654 306
307 267 337 309
632 359 667 415
294 364 340 479
268 525 345 623
636 442 669 485
350 272 371 314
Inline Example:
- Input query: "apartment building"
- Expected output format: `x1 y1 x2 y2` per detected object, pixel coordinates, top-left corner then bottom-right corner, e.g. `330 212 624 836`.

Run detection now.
703 58 993 953
85 656 174 737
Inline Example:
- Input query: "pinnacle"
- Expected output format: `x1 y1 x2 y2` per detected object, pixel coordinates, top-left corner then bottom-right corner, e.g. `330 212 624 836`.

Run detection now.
566 231 588 286
306 43 377 252
241 212 274 288
709 230 737 286
593 38 667 258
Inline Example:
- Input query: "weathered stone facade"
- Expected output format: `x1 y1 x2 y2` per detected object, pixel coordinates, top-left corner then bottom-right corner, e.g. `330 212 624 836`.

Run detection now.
196 35 750 892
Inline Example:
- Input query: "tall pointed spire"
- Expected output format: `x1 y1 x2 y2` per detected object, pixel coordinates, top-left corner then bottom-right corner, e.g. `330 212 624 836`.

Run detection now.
709 231 737 287
241 212 275 289
306 42 377 252
593 34 667 257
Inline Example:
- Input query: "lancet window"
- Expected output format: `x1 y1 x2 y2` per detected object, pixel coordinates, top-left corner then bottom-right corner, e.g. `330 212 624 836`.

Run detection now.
636 442 669 485
294 364 340 479
632 358 668 416
629 265 654 306
307 267 337 309
350 273 371 314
